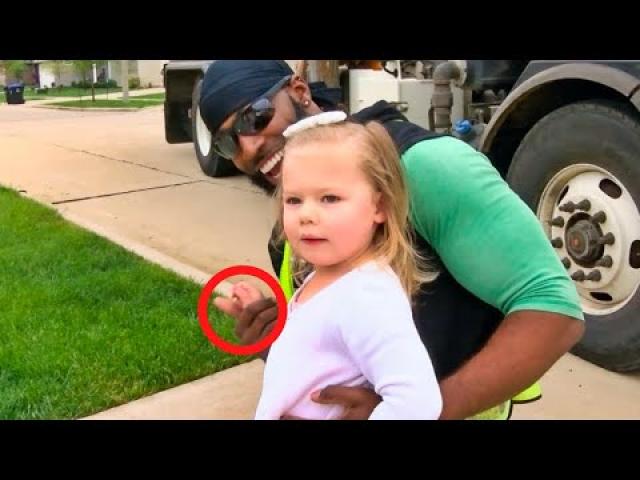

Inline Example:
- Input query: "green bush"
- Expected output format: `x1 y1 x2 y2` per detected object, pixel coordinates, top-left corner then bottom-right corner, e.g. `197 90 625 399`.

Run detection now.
96 79 118 89
72 79 119 89
128 76 141 89
75 80 93 89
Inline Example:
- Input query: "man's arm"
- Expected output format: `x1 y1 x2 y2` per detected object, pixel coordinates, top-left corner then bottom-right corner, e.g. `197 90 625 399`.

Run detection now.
404 137 585 418
312 310 584 420
439 310 583 419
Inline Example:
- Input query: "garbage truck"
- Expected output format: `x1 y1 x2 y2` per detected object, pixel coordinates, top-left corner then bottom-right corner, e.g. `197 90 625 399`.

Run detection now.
163 59 640 373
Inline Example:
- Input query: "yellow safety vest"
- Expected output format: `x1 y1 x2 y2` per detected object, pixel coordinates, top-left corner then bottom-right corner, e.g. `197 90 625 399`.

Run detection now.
468 382 542 420
277 240 541 420
279 241 295 301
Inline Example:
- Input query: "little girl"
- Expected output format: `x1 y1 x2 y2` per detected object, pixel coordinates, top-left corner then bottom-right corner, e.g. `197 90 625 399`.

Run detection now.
253 113 442 420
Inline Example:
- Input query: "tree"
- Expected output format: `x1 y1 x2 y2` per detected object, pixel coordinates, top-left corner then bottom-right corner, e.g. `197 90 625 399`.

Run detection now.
71 60 104 101
0 60 27 84
51 60 65 87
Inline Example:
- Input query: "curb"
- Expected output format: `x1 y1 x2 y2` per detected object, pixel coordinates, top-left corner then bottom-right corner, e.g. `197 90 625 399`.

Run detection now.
83 359 264 420
32 105 153 112
52 209 262 420
57 208 233 297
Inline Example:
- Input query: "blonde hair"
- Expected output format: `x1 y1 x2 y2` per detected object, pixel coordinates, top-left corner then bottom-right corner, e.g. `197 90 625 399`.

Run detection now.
273 120 437 298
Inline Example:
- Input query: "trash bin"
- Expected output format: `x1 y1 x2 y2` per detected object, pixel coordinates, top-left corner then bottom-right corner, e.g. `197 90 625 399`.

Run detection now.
4 83 25 105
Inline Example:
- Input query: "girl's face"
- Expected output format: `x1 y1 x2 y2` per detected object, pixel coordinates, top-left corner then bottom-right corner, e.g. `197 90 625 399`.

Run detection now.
282 140 386 274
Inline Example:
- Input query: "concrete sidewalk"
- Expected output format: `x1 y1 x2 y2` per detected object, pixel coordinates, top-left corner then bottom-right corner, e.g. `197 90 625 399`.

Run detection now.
85 360 264 420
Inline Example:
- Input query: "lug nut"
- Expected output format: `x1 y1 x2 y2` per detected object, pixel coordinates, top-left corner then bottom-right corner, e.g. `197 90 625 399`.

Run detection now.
551 237 563 248
591 211 606 224
561 257 571 269
595 255 613 268
559 201 577 213
586 270 602 281
571 270 585 281
576 199 591 211
550 216 565 227
598 232 615 246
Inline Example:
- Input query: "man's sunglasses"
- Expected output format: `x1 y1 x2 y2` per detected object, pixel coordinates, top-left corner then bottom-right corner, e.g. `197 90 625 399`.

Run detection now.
211 75 292 160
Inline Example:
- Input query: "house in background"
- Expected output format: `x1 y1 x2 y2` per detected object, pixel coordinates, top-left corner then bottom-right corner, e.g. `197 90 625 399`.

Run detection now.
36 61 93 87
3 60 168 88
107 60 167 88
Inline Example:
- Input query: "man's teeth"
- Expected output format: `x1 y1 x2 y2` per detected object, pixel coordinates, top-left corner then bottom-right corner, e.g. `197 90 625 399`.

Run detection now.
259 150 284 175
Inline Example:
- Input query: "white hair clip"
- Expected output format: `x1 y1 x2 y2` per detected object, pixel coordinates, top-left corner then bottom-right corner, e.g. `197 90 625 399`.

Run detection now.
282 111 348 139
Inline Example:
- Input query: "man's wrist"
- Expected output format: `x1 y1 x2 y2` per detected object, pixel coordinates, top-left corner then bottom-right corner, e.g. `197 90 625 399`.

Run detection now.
438 374 475 420
257 347 270 362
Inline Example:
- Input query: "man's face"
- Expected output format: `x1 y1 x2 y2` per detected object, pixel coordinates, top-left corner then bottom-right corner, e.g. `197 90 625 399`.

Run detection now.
217 89 308 194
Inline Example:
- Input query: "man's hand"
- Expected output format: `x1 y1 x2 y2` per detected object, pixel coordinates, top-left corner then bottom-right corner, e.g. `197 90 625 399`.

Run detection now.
213 282 278 357
311 386 382 420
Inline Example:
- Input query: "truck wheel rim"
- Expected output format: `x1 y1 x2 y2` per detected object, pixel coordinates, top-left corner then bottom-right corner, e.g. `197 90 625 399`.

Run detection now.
537 164 640 316
195 104 212 156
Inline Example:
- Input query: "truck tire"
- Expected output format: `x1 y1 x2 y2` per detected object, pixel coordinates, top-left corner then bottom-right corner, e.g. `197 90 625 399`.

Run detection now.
191 78 240 178
507 100 640 372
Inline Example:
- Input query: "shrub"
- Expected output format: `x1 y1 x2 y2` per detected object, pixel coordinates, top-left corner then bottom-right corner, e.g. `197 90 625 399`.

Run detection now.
95 79 118 89
128 76 141 89
76 80 92 89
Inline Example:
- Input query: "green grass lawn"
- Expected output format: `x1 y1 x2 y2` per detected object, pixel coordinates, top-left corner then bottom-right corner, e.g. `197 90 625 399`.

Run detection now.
24 87 123 98
47 99 164 109
0 90 106 104
0 186 247 419
128 92 165 100
1 88 162 105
